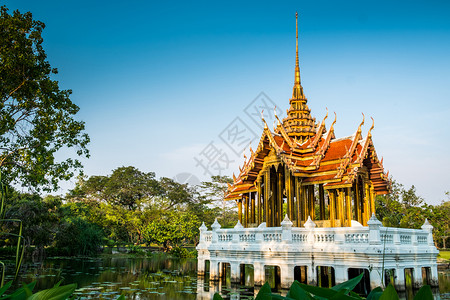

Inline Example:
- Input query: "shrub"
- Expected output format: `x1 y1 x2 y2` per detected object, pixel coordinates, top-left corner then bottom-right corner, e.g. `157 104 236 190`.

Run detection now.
169 246 195 258
54 217 104 256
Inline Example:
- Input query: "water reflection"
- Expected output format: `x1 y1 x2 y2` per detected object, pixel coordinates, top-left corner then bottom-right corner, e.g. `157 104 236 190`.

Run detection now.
3 256 449 299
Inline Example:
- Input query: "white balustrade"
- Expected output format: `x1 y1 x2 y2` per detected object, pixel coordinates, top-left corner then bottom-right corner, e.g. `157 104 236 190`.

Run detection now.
197 216 436 253
196 217 439 290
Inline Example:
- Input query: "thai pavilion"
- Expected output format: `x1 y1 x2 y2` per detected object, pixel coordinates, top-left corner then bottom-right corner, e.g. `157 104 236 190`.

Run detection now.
196 13 438 295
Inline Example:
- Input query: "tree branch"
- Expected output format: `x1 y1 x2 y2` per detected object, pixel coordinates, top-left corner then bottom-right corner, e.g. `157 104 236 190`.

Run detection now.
3 79 28 103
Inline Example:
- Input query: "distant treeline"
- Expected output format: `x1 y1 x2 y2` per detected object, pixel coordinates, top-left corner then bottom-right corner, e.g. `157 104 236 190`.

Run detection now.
1 166 237 256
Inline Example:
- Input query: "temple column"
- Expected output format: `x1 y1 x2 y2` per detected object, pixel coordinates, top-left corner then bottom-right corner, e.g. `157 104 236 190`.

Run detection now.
285 167 291 219
244 195 249 227
300 185 306 222
271 168 277 227
363 179 370 226
257 179 262 225
329 190 336 227
291 175 295 221
319 184 325 220
295 178 301 226
286 168 295 221
238 199 243 224
309 185 315 220
336 189 341 226
264 168 270 226
338 188 345 227
355 181 361 224
251 192 256 224
277 168 283 226
345 187 352 226
303 186 309 220
370 184 375 216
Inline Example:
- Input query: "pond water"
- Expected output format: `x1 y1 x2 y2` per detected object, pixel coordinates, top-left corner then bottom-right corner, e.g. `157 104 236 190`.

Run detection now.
3 256 450 299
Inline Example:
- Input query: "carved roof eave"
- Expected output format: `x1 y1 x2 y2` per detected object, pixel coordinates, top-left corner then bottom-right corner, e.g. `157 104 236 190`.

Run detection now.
274 115 296 149
334 116 365 179
308 109 328 149
337 118 389 192
309 113 336 167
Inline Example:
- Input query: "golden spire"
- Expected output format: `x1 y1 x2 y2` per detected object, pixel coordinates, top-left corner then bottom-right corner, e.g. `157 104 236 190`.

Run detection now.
280 12 317 143
292 12 304 99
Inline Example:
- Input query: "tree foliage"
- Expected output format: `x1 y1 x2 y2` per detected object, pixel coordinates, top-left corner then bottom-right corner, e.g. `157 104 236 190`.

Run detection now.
376 179 449 248
194 175 237 228
0 6 89 191
3 192 61 248
143 210 200 250
64 166 215 245
54 217 103 256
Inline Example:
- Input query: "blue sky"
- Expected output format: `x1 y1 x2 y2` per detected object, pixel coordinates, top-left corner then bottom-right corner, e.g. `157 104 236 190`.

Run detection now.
3 0 450 204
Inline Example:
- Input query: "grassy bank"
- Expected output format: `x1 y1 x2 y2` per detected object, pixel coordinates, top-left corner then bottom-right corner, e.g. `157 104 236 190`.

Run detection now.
438 250 450 261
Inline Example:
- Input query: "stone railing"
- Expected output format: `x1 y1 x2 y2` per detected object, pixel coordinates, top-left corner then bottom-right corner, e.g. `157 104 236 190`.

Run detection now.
197 214 435 250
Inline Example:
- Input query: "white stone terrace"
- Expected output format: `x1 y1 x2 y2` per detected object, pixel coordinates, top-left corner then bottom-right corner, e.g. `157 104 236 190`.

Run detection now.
196 214 439 290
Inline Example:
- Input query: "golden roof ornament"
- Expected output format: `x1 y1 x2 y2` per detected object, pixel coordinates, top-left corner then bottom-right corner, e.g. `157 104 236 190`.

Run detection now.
292 12 304 100
281 12 317 142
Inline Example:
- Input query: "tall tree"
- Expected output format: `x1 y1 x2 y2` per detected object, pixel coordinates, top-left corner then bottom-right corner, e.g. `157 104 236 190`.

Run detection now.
0 6 89 191
194 175 237 228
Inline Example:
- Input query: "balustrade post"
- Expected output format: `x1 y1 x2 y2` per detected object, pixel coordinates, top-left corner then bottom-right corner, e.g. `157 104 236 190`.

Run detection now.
367 213 382 245
393 228 401 245
256 222 265 243
304 216 316 244
233 220 243 243
199 222 208 242
412 232 418 246
334 229 344 244
281 214 293 243
211 218 221 243
421 219 434 247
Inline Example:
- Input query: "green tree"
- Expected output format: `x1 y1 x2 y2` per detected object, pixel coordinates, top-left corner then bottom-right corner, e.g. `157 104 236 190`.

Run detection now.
0 6 89 191
103 166 159 210
143 210 200 250
4 192 61 250
430 194 450 248
54 217 103 256
194 175 237 228
65 167 172 244
376 180 430 229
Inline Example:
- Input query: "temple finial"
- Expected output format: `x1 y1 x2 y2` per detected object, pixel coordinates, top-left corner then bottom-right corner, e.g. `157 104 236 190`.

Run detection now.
296 12 299 83
292 12 304 99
